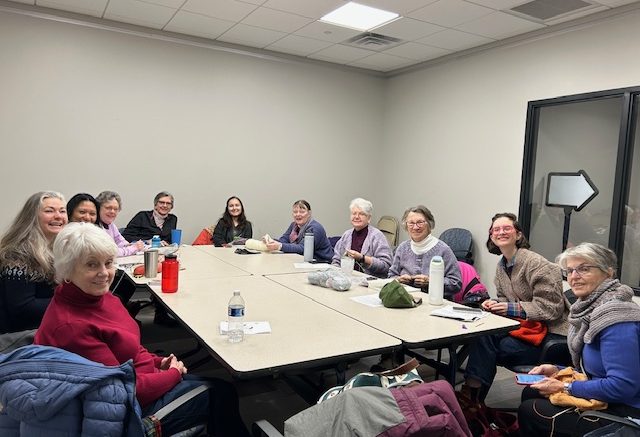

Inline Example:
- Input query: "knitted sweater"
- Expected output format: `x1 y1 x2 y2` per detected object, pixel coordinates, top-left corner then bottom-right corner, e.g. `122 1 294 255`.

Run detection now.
331 225 392 278
494 248 568 335
34 282 181 407
0 265 54 334
388 239 462 299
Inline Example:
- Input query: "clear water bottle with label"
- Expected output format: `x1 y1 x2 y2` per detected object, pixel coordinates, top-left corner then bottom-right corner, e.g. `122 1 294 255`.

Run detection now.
228 290 245 343
151 235 161 248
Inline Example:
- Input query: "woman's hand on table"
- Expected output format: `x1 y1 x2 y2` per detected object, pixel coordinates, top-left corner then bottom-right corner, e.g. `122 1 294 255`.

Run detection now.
413 274 429 287
265 241 282 251
397 274 413 284
134 240 145 251
483 300 508 315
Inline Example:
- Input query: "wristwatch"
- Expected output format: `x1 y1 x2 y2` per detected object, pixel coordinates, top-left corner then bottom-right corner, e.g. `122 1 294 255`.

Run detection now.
563 382 573 395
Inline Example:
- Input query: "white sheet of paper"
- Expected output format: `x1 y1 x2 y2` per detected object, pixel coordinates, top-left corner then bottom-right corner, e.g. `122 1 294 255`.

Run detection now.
293 262 332 269
430 305 488 322
350 293 383 307
219 321 272 335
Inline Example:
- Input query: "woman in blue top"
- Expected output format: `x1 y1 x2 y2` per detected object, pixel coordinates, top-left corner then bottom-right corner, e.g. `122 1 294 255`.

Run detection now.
518 242 640 436
265 200 333 263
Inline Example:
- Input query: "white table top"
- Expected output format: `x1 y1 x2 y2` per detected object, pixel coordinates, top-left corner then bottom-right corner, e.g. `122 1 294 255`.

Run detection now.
149 275 400 377
192 245 330 276
119 245 251 284
267 272 520 348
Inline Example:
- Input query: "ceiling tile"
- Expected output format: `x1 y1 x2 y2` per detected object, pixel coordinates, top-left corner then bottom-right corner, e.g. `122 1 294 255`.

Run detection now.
139 0 184 7
308 44 374 63
36 0 107 17
182 0 257 22
456 10 544 39
349 52 415 71
355 0 438 15
408 0 493 27
104 0 177 28
373 17 445 40
417 28 493 50
293 21 361 43
383 41 449 60
241 6 313 33
266 34 333 56
217 23 286 48
463 0 530 11
262 0 345 19
164 10 234 38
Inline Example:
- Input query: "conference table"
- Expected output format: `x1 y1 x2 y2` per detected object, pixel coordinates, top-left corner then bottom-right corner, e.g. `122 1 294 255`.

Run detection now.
125 245 517 387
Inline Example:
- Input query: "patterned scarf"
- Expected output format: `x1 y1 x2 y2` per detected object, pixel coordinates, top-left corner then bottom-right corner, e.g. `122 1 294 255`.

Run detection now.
568 278 640 367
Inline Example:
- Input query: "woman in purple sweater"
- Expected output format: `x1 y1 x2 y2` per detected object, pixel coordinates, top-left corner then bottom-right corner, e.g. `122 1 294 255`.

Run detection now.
518 243 640 436
96 191 144 257
388 205 461 299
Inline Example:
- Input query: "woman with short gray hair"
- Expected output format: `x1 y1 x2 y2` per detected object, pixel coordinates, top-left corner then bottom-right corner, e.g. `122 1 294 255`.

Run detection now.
331 198 392 278
122 191 178 245
96 190 144 256
388 205 461 297
35 223 250 436
518 242 640 436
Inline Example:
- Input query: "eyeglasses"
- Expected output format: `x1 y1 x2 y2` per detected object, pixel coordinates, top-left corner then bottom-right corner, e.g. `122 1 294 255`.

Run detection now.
406 220 427 229
561 264 599 279
490 225 514 235
157 201 173 206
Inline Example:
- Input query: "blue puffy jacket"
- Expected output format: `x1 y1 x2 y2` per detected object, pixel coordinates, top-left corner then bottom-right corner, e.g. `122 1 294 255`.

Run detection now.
0 345 145 436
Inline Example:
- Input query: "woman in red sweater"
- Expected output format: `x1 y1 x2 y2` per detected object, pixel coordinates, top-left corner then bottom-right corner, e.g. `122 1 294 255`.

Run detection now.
35 222 249 436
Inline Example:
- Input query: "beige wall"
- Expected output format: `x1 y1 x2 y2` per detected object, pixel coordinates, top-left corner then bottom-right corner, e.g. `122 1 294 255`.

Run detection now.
0 11 385 243
3 7 640 288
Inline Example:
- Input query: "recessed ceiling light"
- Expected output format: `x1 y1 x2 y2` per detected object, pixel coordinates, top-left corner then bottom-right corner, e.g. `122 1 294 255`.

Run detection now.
320 2 399 32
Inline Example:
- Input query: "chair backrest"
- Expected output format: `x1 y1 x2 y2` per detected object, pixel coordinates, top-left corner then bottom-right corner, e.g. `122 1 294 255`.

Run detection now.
439 228 474 265
376 216 399 248
328 236 341 249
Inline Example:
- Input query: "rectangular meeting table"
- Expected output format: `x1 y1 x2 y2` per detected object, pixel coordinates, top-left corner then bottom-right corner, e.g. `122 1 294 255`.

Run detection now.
266 272 520 384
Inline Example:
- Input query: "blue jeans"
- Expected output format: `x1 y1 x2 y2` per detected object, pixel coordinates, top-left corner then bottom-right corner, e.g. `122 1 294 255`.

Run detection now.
142 375 250 437
465 333 562 390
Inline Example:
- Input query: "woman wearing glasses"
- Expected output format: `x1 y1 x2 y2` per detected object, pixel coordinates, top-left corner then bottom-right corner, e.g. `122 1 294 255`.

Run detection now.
96 191 145 257
387 205 461 298
331 198 392 278
462 212 567 402
122 191 177 245
518 243 640 436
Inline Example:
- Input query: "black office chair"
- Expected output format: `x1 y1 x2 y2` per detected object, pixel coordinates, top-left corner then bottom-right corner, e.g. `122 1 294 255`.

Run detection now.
580 410 640 436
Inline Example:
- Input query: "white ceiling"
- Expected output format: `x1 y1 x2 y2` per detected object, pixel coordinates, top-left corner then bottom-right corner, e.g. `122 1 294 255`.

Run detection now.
5 0 640 74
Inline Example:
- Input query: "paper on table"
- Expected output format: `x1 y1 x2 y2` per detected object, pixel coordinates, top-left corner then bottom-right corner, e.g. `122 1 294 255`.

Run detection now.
219 321 272 335
350 293 383 307
293 262 332 269
430 305 488 322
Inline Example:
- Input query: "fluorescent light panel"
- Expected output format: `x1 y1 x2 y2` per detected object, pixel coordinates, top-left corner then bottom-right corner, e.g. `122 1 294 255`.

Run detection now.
320 2 399 31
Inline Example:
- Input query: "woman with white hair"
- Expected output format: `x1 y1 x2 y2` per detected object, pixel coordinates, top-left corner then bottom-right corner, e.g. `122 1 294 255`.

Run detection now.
518 243 640 436
0 191 67 333
331 198 392 278
35 223 250 436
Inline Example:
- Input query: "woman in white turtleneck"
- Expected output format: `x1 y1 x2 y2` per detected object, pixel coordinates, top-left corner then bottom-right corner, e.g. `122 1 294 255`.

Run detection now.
387 205 461 300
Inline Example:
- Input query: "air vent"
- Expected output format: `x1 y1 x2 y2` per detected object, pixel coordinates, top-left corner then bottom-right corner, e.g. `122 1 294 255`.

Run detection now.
509 0 596 22
344 33 402 52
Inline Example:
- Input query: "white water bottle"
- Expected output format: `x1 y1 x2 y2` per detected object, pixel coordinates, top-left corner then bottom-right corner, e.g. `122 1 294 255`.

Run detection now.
228 290 245 343
303 232 314 262
429 256 445 306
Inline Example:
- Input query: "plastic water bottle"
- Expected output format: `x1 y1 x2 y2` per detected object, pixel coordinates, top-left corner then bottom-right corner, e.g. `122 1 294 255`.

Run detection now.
227 290 245 343
151 235 161 248
429 256 445 306
303 232 314 262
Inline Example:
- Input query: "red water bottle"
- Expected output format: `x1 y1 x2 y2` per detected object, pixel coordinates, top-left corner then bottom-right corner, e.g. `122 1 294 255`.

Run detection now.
161 253 179 293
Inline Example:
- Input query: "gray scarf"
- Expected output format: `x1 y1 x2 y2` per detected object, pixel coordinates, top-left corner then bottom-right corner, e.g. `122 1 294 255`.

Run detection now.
568 278 640 367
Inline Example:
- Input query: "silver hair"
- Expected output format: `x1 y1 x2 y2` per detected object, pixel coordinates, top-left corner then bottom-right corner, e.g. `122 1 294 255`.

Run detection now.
154 191 174 206
555 242 617 276
401 205 435 232
53 222 118 283
96 191 123 210
349 198 373 216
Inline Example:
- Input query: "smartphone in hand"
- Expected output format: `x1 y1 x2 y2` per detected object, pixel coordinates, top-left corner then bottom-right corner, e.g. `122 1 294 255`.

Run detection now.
515 374 545 385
